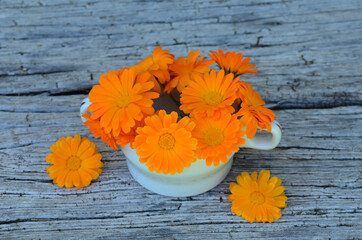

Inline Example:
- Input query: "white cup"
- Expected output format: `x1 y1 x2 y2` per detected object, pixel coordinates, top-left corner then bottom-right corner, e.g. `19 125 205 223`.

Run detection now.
80 97 281 197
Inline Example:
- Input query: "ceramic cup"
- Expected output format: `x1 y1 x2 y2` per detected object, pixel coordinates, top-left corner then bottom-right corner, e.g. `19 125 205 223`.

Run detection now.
80 96 281 197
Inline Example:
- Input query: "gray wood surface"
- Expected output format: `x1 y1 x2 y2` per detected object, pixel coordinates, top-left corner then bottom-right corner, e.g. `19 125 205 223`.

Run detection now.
0 0 361 239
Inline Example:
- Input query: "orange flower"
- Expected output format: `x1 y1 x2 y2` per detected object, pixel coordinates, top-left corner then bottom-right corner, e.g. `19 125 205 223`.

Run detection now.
209 50 258 76
164 50 214 93
82 113 118 150
116 120 145 147
46 135 103 189
229 170 287 223
135 46 174 92
236 81 275 139
192 114 245 166
88 68 159 135
180 69 239 117
133 110 197 174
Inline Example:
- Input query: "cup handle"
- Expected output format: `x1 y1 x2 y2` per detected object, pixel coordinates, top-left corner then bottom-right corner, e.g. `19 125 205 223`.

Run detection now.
80 97 91 123
240 121 282 150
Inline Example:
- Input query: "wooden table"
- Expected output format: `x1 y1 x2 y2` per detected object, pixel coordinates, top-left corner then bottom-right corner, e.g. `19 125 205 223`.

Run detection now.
1 0 361 239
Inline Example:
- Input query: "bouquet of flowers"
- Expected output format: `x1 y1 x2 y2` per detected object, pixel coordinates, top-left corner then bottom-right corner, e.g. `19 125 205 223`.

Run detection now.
46 47 287 223
81 47 275 175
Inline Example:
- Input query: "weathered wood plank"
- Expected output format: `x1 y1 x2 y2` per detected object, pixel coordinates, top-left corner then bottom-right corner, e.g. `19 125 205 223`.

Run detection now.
1 0 362 239
0 106 361 239
0 0 361 109
0 71 92 95
0 95 87 113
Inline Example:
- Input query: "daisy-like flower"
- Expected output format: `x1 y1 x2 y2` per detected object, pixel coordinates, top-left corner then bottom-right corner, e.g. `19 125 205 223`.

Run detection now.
46 135 103 189
236 81 275 139
180 69 239 117
88 68 159 135
192 114 245 166
229 170 287 223
164 50 214 93
116 120 145 148
209 50 258 76
133 110 197 174
135 46 174 92
82 113 118 150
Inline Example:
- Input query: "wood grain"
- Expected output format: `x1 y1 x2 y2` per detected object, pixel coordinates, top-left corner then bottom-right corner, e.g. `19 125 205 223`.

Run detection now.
0 0 361 239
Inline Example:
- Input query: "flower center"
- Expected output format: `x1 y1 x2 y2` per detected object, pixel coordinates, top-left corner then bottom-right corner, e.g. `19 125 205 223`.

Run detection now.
158 133 175 150
204 128 224 146
67 156 81 170
117 96 130 108
202 91 223 106
250 191 265 205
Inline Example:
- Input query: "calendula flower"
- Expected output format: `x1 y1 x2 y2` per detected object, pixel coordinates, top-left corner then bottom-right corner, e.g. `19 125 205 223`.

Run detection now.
180 69 239 117
229 170 287 223
192 114 245 166
116 120 145 147
164 50 214 93
88 69 159 135
236 81 275 139
82 113 118 150
135 46 174 92
133 110 197 174
209 50 258 76
46 135 103 189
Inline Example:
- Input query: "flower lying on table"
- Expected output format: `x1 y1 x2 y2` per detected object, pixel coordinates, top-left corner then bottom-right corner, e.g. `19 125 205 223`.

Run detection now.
229 170 287 223
82 47 275 173
46 135 103 189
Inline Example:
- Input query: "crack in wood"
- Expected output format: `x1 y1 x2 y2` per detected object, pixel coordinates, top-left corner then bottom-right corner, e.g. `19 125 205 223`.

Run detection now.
266 100 362 110
0 89 91 97
0 70 73 77
2 178 52 183
0 216 125 225
277 146 342 151
0 143 34 150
